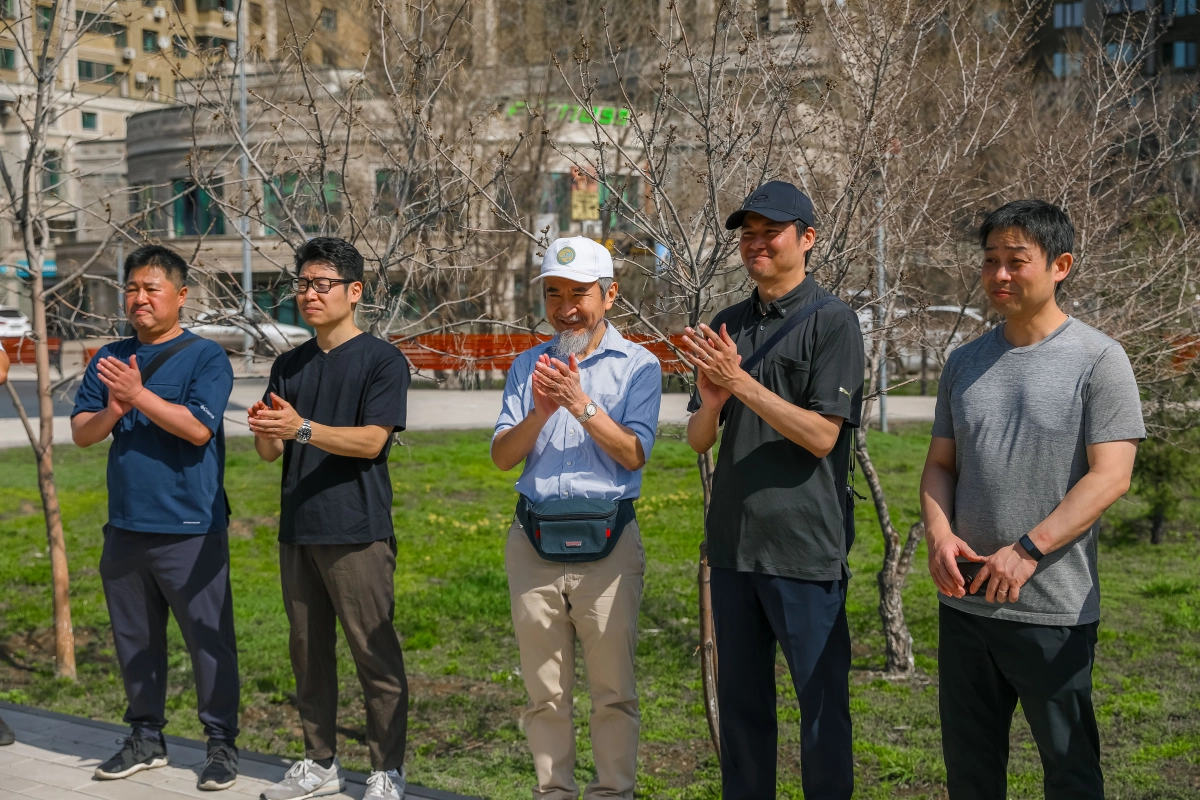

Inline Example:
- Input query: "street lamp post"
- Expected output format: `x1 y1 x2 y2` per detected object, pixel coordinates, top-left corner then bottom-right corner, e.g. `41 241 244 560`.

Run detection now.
237 0 253 371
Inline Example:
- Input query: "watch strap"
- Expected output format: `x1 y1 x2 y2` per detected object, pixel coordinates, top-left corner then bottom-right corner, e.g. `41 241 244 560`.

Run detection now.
1018 533 1044 561
575 402 597 423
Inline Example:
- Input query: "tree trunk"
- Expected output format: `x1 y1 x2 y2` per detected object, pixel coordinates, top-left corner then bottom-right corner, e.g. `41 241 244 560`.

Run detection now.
696 448 720 758
30 271 76 679
1150 507 1166 545
854 427 920 675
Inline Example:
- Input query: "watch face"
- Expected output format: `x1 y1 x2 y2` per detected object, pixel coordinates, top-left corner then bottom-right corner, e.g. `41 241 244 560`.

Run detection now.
587 403 597 415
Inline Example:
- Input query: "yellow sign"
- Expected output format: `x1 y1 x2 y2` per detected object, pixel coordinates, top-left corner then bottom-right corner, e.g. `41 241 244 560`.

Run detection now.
571 190 600 221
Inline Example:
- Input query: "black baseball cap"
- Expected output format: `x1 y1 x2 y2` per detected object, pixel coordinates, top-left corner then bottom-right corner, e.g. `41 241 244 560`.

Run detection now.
725 181 816 230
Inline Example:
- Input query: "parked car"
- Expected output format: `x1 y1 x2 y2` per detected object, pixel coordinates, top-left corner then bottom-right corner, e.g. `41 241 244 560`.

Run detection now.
0 306 32 338
856 304 989 375
185 309 310 354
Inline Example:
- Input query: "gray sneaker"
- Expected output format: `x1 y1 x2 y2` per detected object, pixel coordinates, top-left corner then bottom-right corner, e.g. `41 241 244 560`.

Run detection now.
363 768 405 800
259 758 344 800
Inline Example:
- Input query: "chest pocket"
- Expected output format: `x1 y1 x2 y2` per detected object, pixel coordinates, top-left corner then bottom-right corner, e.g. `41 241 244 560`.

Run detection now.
769 356 810 405
147 382 184 403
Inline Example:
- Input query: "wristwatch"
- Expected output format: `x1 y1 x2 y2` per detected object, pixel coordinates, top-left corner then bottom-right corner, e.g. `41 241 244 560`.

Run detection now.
1018 533 1044 561
295 419 312 444
575 402 598 424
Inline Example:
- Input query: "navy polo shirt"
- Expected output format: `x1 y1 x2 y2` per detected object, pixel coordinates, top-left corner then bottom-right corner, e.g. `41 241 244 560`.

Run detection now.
72 331 234 534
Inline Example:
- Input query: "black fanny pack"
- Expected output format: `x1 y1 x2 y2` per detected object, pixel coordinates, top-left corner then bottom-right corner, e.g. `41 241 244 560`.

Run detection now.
516 496 636 563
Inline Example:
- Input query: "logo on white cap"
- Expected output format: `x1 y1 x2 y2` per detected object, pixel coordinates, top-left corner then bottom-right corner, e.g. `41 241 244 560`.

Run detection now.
536 237 614 283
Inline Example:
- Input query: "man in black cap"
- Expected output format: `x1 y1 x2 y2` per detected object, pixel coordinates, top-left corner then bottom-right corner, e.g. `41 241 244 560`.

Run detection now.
684 181 865 799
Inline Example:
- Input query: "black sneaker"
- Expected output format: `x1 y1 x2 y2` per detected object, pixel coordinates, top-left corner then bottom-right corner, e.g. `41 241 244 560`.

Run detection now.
93 729 169 780
0 714 14 746
198 739 239 791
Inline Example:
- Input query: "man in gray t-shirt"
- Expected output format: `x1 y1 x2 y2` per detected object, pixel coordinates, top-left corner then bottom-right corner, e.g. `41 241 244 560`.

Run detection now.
921 200 1143 800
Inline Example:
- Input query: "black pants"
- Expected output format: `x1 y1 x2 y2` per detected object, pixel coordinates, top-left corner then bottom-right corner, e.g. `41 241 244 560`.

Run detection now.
280 539 409 772
939 604 1103 800
99 527 240 742
710 568 853 800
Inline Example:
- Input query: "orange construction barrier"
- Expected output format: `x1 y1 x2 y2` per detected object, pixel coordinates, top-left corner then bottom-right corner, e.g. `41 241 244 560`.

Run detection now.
393 332 691 375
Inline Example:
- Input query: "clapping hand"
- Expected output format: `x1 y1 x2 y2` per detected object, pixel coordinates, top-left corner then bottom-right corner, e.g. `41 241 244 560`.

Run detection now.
246 393 304 440
532 353 590 417
96 354 145 409
682 323 744 401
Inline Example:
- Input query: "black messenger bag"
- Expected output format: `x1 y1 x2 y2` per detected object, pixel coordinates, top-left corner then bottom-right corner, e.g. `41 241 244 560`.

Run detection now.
516 495 636 563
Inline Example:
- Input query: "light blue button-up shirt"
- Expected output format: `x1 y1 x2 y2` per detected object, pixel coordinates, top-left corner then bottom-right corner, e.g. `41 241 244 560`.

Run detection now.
493 322 663 503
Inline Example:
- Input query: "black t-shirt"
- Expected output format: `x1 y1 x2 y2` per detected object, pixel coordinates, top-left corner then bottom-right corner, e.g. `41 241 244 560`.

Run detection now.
266 332 411 545
688 275 865 581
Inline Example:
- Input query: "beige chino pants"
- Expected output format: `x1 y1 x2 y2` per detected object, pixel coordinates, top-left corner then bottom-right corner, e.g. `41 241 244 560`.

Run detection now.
505 517 645 800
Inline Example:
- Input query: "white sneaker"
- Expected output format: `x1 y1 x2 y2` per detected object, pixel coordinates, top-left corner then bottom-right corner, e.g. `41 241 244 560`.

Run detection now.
259 758 344 800
363 767 406 800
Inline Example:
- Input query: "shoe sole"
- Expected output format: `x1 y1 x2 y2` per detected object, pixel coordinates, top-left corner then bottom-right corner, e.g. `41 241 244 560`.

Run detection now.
260 780 345 800
94 756 169 780
198 776 238 791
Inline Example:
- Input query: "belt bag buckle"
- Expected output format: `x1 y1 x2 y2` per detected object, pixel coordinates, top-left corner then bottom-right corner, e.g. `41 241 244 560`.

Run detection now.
528 498 620 562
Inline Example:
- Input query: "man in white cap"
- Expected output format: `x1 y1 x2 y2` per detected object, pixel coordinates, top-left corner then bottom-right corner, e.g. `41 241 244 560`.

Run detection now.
492 237 662 799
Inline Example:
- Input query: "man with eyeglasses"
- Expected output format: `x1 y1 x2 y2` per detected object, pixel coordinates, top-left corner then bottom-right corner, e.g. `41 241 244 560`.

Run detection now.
249 238 412 800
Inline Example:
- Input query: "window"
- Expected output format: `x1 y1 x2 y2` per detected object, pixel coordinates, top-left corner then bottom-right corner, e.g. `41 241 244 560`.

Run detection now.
130 184 165 232
196 0 231 10
81 111 98 130
77 60 116 83
174 0 187 11
1053 2 1084 27
0 47 14 70
36 5 53 31
174 35 188 58
1106 42 1135 62
265 172 343 234
42 150 62 197
1169 0 1198 15
250 2 262 24
1052 51 1084 76
194 35 232 58
1164 40 1198 67
0 0 14 20
1106 0 1147 11
172 180 225 236
115 25 127 47
319 8 337 30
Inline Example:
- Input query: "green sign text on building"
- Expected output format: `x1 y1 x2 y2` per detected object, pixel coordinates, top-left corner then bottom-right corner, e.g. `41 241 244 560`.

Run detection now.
505 101 631 127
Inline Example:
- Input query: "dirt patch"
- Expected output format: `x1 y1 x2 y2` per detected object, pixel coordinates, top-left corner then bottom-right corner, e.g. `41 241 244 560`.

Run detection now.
0 499 38 520
229 516 279 539
0 627 112 679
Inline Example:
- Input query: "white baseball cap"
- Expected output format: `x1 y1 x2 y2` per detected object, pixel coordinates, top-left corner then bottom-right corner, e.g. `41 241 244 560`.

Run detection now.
534 237 614 284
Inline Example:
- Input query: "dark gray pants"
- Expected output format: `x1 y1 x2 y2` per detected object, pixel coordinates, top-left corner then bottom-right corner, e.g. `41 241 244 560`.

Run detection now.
280 538 409 772
939 604 1103 800
99 527 241 743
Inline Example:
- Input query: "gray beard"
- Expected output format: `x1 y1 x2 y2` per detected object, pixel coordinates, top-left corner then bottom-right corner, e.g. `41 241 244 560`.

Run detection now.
551 322 603 358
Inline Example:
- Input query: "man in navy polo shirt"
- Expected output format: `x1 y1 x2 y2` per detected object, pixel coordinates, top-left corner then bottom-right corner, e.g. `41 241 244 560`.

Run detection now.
72 245 240 792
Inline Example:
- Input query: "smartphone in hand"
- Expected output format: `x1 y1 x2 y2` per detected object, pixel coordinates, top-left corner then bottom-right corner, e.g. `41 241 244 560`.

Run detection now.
956 557 988 595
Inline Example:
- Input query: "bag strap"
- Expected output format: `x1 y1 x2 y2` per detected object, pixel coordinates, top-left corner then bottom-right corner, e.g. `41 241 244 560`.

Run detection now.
139 334 201 385
740 295 836 376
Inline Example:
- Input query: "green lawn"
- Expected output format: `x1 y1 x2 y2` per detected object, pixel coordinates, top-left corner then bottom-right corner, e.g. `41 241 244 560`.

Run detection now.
0 426 1198 798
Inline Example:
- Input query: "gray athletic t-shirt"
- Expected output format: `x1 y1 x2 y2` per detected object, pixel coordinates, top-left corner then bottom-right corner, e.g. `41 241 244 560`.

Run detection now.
932 318 1145 625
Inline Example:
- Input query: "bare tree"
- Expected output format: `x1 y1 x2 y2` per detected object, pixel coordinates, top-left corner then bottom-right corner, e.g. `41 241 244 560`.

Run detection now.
0 0 142 680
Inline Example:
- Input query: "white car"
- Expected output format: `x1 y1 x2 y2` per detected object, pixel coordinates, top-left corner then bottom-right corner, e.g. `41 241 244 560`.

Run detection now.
185 309 310 354
0 306 32 338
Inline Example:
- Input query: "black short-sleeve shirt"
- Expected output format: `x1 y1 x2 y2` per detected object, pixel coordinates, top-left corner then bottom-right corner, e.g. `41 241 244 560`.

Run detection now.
266 332 411 545
689 275 866 580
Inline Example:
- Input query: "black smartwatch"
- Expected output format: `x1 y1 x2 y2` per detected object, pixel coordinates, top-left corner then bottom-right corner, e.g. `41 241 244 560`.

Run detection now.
1018 533 1044 562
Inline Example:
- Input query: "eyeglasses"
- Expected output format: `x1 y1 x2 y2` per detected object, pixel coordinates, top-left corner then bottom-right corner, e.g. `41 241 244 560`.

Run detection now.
291 277 353 294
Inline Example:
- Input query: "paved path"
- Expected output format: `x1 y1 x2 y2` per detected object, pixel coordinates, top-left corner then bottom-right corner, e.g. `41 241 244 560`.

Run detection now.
0 380 935 450
0 703 473 800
